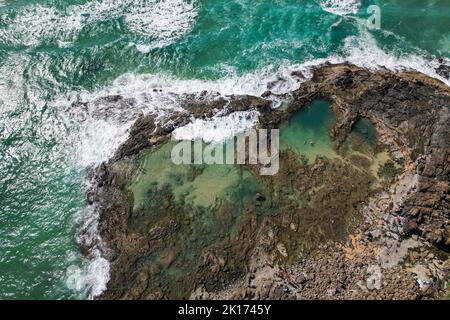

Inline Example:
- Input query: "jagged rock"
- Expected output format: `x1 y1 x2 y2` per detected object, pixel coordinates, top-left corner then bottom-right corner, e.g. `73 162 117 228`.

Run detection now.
436 64 450 80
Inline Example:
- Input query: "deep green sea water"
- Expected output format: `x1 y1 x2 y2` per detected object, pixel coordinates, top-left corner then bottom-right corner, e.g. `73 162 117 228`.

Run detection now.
0 0 448 299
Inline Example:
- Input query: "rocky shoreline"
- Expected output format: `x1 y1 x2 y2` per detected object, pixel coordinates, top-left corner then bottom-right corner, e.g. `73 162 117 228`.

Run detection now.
84 63 449 300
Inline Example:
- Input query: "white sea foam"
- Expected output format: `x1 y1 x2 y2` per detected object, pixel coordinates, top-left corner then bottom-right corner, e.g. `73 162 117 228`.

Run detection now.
0 54 26 114
65 250 110 298
334 22 450 87
317 0 361 15
56 69 279 167
0 0 198 48
85 249 110 298
70 205 111 299
55 60 316 170
100 67 299 97
0 52 112 299
0 5 83 46
125 0 197 50
74 119 133 167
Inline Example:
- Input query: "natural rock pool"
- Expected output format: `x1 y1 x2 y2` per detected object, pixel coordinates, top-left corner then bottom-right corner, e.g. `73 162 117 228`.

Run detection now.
111 98 400 298
280 99 338 163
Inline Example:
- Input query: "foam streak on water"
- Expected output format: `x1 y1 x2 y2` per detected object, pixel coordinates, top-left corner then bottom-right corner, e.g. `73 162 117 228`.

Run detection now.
317 0 361 15
0 0 198 48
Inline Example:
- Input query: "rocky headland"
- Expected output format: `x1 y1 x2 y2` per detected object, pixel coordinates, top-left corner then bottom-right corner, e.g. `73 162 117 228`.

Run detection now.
83 63 449 300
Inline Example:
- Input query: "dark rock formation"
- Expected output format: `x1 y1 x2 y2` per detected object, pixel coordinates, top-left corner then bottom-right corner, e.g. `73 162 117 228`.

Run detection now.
436 62 450 80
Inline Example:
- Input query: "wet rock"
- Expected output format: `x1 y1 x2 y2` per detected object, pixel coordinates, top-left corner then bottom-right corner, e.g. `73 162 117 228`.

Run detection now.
290 70 305 80
255 193 266 202
436 63 450 80
261 90 272 98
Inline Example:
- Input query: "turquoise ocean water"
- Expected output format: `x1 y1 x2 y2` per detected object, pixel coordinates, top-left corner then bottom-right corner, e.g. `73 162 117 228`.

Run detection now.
0 0 449 299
